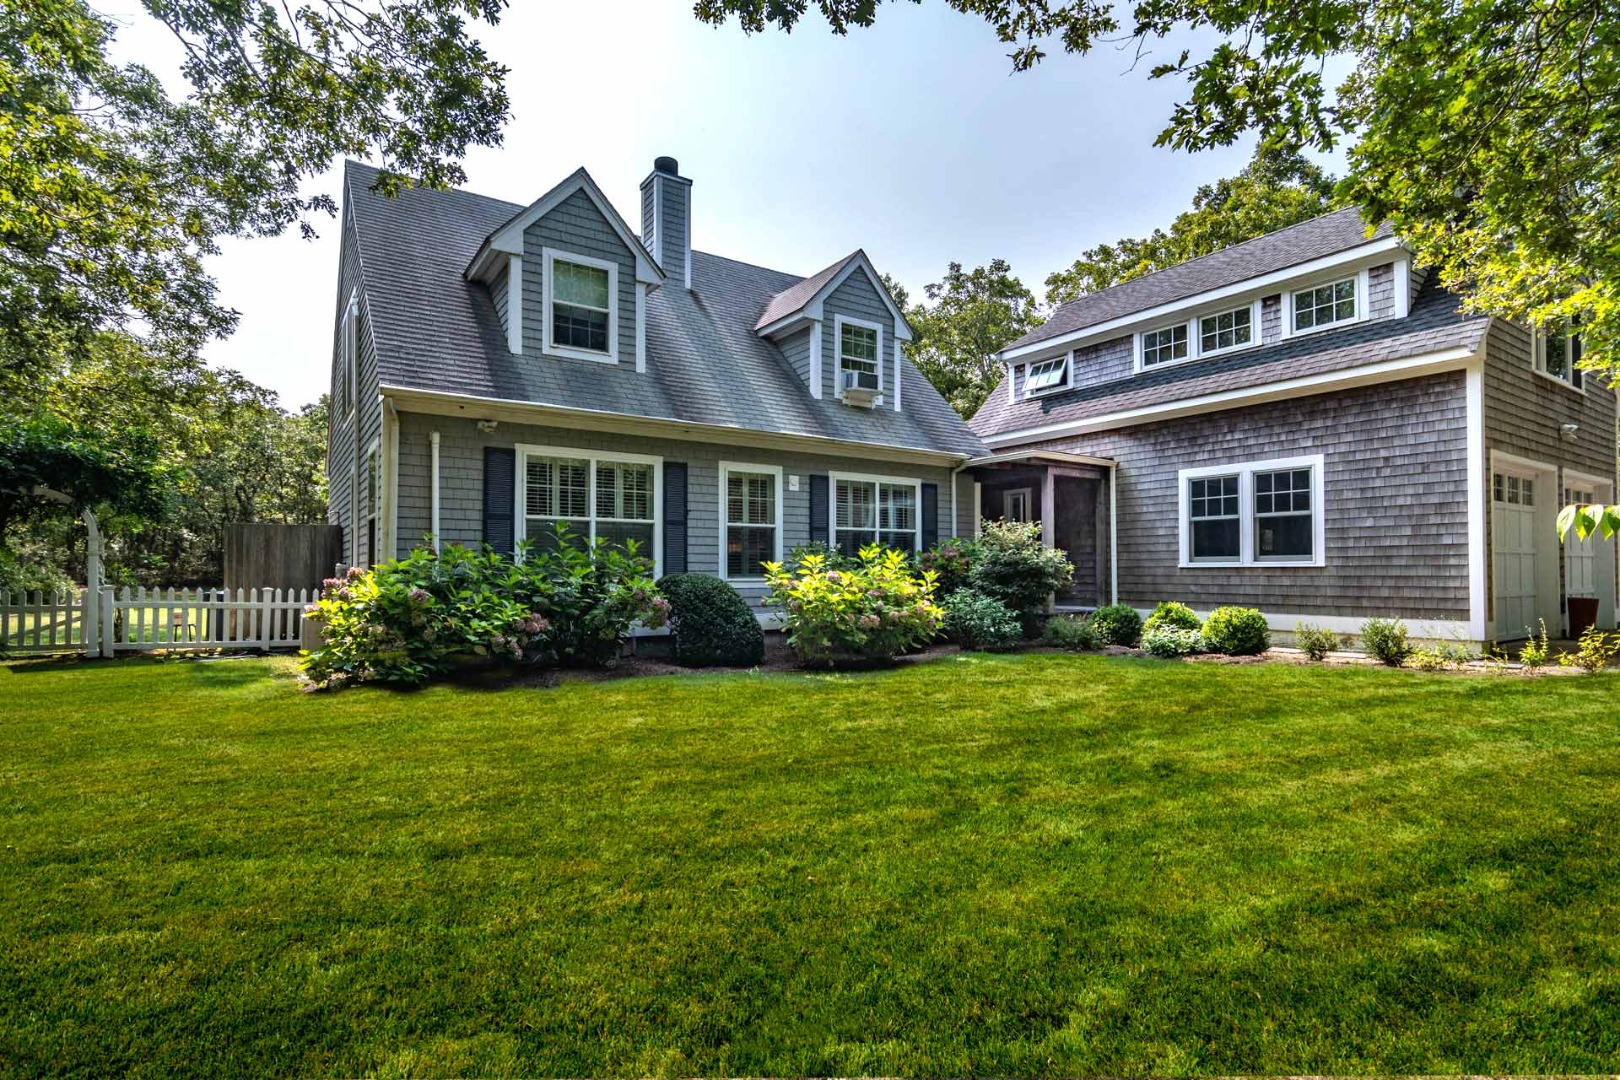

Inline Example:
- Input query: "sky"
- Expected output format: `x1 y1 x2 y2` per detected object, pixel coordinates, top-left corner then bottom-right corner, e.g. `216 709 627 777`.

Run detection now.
106 1 1314 410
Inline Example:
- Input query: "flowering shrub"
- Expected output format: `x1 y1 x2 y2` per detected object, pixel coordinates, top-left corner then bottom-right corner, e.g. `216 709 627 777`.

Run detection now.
300 528 666 689
920 538 976 599
764 545 942 667
968 519 1074 626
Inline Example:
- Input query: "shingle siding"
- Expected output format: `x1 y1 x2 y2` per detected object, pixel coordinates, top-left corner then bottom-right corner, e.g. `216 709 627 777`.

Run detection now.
1367 262 1395 319
1069 336 1134 392
393 412 958 608
521 189 638 363
1260 295 1282 344
1022 374 1472 619
326 203 383 569
1482 320 1616 479
820 271 896 401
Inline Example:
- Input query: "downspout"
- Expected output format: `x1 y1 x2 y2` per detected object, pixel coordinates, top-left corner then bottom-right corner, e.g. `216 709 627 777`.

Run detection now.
949 462 966 539
1109 462 1119 605
385 397 400 560
430 430 441 553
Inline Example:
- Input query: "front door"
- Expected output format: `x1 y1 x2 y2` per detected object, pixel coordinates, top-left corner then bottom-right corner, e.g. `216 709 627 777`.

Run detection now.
1493 470 1540 639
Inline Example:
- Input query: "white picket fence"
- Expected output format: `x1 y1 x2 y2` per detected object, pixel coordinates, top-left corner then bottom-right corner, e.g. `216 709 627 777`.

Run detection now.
0 587 315 657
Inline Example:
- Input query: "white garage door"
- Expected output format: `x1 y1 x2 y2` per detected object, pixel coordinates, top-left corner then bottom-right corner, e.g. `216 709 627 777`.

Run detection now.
1566 484 1598 599
1493 471 1540 639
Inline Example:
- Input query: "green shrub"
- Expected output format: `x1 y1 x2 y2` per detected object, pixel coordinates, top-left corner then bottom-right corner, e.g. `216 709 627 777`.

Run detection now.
919 537 977 599
942 590 1022 652
1041 614 1101 651
1519 619 1551 671
764 545 942 668
0 550 74 596
1143 601 1202 634
1406 642 1474 671
300 529 668 689
1293 623 1342 661
967 519 1074 625
658 574 764 667
1360 617 1411 666
1089 603 1143 647
783 541 857 574
1558 626 1620 673
1203 606 1270 655
1141 625 1205 658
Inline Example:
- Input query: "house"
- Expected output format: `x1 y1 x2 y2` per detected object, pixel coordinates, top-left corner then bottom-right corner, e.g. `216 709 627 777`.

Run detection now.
326 157 986 615
968 208 1619 644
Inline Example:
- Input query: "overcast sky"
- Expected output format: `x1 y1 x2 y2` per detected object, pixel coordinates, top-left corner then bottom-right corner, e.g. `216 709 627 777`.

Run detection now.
107 1 1318 409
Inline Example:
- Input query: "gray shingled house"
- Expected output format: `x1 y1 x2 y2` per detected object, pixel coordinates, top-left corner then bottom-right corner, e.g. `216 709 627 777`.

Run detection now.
327 157 986 615
968 208 1619 644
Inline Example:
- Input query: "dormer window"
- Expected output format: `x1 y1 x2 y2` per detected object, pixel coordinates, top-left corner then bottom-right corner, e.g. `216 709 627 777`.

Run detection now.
1199 306 1253 355
543 248 618 362
1140 324 1188 368
1025 353 1072 397
836 316 882 395
1291 277 1358 334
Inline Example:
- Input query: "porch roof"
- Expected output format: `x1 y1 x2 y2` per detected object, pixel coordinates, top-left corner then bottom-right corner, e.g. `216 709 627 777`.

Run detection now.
964 449 1116 470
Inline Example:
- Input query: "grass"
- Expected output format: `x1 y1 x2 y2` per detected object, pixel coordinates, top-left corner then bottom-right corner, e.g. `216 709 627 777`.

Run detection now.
2 654 1618 1076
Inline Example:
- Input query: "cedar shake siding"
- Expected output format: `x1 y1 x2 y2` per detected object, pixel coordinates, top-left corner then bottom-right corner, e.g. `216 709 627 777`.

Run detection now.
393 411 957 609
1022 374 1472 620
1482 319 1616 479
327 199 384 568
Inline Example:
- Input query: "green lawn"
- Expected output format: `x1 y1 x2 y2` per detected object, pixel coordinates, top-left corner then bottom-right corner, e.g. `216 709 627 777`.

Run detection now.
2 655 1618 1076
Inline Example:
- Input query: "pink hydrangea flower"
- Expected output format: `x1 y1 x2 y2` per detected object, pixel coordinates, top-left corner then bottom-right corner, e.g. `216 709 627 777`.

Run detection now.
858 614 880 630
407 587 431 604
346 566 366 581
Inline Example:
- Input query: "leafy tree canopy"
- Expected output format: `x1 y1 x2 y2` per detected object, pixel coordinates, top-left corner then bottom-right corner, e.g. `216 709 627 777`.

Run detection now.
695 0 1620 382
0 412 169 535
2 0 508 391
902 259 1043 418
1045 145 1340 305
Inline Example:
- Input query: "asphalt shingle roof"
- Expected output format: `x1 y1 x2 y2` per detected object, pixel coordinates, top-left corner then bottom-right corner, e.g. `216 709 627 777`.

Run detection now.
753 251 859 329
343 161 985 458
1007 207 1396 353
970 278 1490 440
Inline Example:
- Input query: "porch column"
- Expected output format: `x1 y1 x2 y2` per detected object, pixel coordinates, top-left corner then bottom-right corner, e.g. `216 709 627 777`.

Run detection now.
1041 468 1056 548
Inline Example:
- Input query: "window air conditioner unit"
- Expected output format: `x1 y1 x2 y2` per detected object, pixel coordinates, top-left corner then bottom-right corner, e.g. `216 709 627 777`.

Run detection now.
841 370 881 407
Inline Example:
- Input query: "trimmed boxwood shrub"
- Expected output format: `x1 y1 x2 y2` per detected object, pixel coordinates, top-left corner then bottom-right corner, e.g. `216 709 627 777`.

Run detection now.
1089 603 1143 647
1360 617 1411 666
1042 614 1101 651
659 574 765 667
942 590 1022 652
1141 625 1205 658
1143 601 1201 634
1203 606 1270 655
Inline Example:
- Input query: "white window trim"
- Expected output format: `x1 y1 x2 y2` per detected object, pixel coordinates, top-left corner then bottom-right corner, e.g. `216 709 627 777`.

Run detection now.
829 470 923 553
718 461 784 581
1134 322 1191 372
514 443 661 574
1530 328 1585 394
1133 299 1264 374
833 314 884 400
541 247 620 364
1177 454 1326 568
1283 270 1368 340
1024 353 1073 398
1003 487 1032 522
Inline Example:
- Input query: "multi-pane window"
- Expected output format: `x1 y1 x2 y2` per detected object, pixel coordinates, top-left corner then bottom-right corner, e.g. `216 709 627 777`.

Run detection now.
725 469 778 578
838 321 881 392
1199 306 1253 354
1188 475 1240 561
1293 278 1357 332
834 478 918 555
1534 327 1584 388
1025 354 1071 396
1493 472 1534 507
1254 468 1312 560
522 451 655 557
551 259 612 353
1141 324 1189 367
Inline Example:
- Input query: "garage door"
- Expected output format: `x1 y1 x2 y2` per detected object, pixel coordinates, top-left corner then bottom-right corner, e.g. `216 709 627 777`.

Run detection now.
1493 471 1540 639
1566 484 1597 599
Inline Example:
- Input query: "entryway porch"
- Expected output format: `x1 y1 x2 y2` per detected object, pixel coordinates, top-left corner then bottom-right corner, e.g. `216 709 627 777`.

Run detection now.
964 450 1117 608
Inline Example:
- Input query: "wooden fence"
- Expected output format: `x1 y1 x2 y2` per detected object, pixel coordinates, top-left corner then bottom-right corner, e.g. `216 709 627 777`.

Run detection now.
1 587 314 656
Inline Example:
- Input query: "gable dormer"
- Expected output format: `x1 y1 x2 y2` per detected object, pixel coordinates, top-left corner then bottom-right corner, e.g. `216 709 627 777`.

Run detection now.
465 168 663 371
754 250 912 411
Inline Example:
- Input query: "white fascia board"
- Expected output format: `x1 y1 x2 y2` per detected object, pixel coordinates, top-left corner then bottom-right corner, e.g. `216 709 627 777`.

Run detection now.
758 252 914 343
981 345 1479 447
466 168 665 286
965 449 1117 469
1001 236 1407 363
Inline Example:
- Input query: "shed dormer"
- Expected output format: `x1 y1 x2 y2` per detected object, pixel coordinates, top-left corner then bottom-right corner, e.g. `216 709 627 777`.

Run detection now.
754 250 912 411
465 168 664 370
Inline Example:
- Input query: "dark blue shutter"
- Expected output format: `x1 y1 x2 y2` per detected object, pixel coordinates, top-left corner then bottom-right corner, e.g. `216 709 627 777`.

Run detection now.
483 447 515 556
921 482 939 551
664 462 688 574
809 474 829 545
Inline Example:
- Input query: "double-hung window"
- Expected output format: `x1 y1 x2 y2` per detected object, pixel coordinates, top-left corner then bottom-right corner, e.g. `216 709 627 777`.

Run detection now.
1140 324 1188 368
520 446 657 562
1180 456 1324 567
1291 277 1358 333
1024 354 1072 397
544 249 618 361
836 317 882 394
1533 326 1584 390
721 464 781 578
833 475 920 555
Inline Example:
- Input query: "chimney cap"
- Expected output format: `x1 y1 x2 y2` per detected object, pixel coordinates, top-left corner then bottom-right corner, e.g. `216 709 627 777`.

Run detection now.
653 156 680 176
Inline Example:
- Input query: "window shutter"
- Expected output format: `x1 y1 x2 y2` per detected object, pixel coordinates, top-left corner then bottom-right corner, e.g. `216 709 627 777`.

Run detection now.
809 474 829 545
483 447 516 556
664 461 688 574
921 482 939 551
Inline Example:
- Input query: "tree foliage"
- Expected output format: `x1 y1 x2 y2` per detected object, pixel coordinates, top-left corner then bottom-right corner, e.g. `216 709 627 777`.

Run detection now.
1045 146 1340 304
902 259 1043 418
695 0 1620 382
1 0 508 390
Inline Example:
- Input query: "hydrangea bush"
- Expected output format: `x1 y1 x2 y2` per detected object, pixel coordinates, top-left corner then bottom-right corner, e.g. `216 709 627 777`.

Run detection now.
300 529 667 689
764 545 942 667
